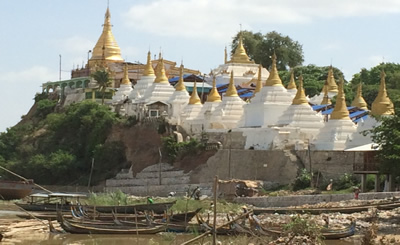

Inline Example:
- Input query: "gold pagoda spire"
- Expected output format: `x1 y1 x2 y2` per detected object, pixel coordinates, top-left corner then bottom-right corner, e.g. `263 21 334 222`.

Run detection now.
287 69 297 89
228 33 254 64
90 7 124 64
143 51 155 76
326 66 338 93
189 81 201 104
321 81 331 105
265 53 284 87
351 83 368 110
207 76 222 102
154 59 169 84
225 71 239 97
175 63 187 91
330 78 350 120
121 64 130 85
224 46 228 64
292 75 308 105
254 65 263 94
371 70 395 116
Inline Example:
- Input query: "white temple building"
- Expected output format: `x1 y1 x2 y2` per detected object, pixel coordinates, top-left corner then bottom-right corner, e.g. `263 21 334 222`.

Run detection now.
129 51 156 101
112 64 133 102
181 82 203 133
309 66 339 105
168 64 190 125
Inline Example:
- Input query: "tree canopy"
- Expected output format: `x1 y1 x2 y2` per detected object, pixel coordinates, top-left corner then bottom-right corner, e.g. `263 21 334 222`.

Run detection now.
91 69 112 104
231 30 304 70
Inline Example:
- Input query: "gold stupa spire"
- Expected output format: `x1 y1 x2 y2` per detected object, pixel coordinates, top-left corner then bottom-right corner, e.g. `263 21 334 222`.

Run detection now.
90 7 124 63
371 70 395 116
224 46 228 64
351 83 368 110
207 76 222 102
321 81 331 105
228 33 254 64
121 64 130 85
189 81 201 105
254 65 263 94
330 78 350 120
143 51 155 76
287 69 297 89
154 59 169 84
265 53 283 87
225 71 239 97
292 75 308 105
326 66 338 93
175 63 187 91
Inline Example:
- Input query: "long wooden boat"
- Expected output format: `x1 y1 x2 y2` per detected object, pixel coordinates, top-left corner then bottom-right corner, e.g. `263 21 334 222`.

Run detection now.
253 201 400 215
94 201 176 214
0 179 34 200
57 212 166 234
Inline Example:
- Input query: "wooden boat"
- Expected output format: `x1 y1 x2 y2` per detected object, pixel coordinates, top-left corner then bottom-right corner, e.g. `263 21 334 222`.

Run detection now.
0 179 34 200
253 201 400 215
57 212 166 234
94 201 176 214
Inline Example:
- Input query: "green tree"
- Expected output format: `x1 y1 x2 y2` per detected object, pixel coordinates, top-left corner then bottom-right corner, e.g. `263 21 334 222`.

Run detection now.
91 69 112 104
369 114 400 177
231 30 304 70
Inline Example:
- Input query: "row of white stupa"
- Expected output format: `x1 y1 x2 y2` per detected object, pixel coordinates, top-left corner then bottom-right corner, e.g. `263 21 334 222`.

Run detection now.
111 39 394 151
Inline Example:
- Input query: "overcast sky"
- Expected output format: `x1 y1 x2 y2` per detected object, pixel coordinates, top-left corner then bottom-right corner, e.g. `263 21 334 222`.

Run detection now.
1 0 400 132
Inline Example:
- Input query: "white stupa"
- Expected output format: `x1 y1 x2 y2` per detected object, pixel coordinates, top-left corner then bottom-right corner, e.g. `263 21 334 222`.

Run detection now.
209 71 245 129
286 70 297 97
181 81 203 132
277 75 324 136
112 64 132 102
210 34 269 86
168 63 190 125
309 66 338 105
129 51 156 101
243 54 293 127
313 79 357 150
139 58 175 104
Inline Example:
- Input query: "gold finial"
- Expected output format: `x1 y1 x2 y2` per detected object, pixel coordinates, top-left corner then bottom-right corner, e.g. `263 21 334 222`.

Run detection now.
227 33 254 64
265 53 283 87
189 81 202 104
121 64 130 85
90 7 124 63
330 78 350 120
321 81 331 105
225 71 239 97
143 51 155 76
351 83 368 110
326 66 338 93
371 70 395 116
154 59 169 84
287 69 296 89
175 64 187 91
224 46 228 64
254 65 263 94
292 75 308 105
207 76 222 102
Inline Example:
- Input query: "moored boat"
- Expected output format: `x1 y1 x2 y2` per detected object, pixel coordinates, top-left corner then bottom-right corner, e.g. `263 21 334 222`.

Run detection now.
0 179 34 200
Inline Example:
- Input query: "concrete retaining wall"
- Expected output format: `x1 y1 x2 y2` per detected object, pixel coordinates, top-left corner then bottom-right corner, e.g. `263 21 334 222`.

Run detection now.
236 192 400 208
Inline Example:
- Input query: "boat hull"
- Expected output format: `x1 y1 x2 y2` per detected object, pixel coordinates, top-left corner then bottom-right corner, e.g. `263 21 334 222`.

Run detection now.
0 180 34 200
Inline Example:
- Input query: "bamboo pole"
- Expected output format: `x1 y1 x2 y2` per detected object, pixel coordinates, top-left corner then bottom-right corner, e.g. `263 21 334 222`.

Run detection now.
213 175 218 245
0 165 52 193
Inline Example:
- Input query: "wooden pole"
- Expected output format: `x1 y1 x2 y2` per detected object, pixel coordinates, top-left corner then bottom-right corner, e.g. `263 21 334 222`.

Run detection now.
213 175 218 245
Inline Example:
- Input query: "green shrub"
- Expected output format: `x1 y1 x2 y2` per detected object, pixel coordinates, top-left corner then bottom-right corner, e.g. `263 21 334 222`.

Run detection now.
335 173 359 191
292 168 311 191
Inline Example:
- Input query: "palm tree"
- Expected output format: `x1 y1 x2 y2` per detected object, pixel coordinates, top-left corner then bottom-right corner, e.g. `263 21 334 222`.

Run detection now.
91 69 112 105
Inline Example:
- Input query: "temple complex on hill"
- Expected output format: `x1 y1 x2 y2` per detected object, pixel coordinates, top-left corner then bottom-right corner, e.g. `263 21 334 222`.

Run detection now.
41 6 395 154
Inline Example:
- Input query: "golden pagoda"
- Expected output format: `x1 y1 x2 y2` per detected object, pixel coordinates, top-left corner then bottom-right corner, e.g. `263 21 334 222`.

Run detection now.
371 70 395 116
320 81 331 105
326 66 338 93
254 65 263 94
330 78 350 120
154 59 169 84
225 71 239 97
189 82 201 104
292 75 308 105
207 76 222 102
89 7 124 65
224 46 228 64
121 64 130 85
351 83 368 110
143 51 155 76
265 53 284 87
227 33 254 64
287 69 297 89
175 64 187 91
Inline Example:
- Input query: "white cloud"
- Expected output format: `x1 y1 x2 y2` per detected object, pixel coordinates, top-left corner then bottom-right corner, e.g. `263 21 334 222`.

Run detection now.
122 0 400 42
